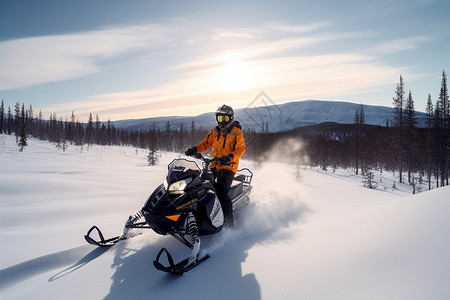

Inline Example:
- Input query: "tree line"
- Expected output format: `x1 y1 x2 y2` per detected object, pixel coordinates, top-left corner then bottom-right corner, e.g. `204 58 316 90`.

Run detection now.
1 71 448 189
0 102 211 154
246 71 449 189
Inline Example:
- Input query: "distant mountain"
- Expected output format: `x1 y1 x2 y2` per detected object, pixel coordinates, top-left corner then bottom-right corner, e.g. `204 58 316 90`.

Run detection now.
112 100 428 133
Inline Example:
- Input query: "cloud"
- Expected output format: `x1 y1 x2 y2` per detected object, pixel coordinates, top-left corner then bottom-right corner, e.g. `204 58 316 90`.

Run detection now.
263 22 328 34
0 20 268 91
176 36 333 70
0 24 172 90
209 31 256 41
48 50 407 121
0 19 332 92
2 19 429 121
369 35 434 55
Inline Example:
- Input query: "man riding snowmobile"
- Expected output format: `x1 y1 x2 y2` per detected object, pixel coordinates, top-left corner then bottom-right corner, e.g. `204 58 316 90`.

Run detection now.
185 104 246 227
84 105 251 274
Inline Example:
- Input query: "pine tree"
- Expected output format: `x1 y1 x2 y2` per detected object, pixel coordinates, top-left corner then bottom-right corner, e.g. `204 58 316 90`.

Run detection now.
85 113 94 146
439 71 449 127
75 120 84 146
18 104 27 151
0 100 4 134
353 103 366 175
147 146 159 166
405 90 417 183
49 113 58 143
100 124 107 145
437 70 449 185
37 110 44 140
392 75 406 183
106 119 112 145
363 171 377 189
55 117 68 151
425 94 434 190
95 114 101 144
147 129 159 166
64 111 75 143
27 104 34 136
164 121 172 151
14 101 21 142
426 94 434 128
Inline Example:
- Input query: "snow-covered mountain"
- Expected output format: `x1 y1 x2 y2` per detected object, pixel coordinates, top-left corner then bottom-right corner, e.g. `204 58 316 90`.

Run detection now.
112 100 428 133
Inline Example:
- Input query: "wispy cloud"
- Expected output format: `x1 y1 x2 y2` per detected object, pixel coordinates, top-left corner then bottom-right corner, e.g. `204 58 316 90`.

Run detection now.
0 20 331 92
263 22 328 34
0 24 172 90
176 36 334 70
369 35 434 55
49 50 407 120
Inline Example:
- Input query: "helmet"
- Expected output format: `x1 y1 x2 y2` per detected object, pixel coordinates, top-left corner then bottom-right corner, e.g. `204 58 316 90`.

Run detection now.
215 104 234 131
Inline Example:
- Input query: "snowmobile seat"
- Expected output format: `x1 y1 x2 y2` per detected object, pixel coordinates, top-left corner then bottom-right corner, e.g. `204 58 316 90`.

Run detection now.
228 180 243 200
234 174 246 182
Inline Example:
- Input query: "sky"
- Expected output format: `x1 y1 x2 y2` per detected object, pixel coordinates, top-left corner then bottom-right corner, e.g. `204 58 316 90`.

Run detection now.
0 0 449 121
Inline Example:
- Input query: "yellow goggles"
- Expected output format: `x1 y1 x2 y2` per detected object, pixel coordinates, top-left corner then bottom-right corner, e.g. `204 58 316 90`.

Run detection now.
217 115 230 123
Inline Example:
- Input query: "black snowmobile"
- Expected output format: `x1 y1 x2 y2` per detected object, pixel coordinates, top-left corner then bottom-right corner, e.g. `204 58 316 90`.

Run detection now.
84 153 253 274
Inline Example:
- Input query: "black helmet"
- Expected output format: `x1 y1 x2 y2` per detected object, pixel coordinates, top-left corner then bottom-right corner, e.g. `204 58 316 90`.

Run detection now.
215 104 234 131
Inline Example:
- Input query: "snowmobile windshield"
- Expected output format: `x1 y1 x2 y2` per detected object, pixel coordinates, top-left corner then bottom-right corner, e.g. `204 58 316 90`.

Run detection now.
166 159 201 184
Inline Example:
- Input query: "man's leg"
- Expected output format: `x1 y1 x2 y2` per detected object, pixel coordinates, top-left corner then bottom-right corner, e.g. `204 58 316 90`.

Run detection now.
214 169 235 227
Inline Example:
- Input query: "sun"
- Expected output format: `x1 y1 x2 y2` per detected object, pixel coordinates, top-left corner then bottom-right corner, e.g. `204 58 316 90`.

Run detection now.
215 61 257 92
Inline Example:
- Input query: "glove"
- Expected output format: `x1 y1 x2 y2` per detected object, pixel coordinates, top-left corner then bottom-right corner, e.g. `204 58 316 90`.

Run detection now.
219 154 233 165
185 146 198 156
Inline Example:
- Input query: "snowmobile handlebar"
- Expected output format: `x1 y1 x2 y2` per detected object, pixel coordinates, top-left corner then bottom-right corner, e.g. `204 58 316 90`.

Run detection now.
187 153 235 167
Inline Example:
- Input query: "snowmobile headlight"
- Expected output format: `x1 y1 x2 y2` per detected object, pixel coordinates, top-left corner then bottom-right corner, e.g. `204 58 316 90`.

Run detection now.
167 177 193 193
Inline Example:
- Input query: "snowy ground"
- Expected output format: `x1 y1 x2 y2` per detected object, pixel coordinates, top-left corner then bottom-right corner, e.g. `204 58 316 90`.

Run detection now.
0 134 449 300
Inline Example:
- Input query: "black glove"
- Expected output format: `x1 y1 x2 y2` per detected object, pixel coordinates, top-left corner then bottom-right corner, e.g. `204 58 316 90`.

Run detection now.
219 154 233 165
185 146 198 156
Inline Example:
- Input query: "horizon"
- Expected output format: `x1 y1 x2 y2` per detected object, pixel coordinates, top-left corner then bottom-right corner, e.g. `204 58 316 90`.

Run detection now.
0 98 431 124
1 0 448 122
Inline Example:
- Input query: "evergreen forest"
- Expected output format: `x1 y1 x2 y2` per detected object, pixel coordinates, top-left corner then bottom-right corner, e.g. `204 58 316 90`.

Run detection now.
1 71 449 189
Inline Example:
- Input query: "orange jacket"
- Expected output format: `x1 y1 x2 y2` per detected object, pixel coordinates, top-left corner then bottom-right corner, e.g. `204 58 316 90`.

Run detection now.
196 122 246 173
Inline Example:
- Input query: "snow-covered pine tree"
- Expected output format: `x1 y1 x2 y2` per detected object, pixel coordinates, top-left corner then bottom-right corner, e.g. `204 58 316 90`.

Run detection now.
363 171 377 189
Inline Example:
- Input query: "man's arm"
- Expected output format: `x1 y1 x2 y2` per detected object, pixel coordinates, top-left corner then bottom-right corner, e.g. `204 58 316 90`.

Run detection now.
196 128 216 153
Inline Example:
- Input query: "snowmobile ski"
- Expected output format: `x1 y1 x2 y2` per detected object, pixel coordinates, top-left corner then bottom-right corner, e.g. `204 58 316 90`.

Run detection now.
84 225 121 247
84 224 146 247
153 247 210 275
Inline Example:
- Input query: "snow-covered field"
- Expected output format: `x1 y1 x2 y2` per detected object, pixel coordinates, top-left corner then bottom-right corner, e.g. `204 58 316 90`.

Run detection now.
0 134 449 299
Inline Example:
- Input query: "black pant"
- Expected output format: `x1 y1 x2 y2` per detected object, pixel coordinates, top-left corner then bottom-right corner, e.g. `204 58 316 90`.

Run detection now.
211 168 235 227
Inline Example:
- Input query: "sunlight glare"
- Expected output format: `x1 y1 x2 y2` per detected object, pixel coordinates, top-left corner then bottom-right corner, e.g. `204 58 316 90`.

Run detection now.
215 61 257 92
